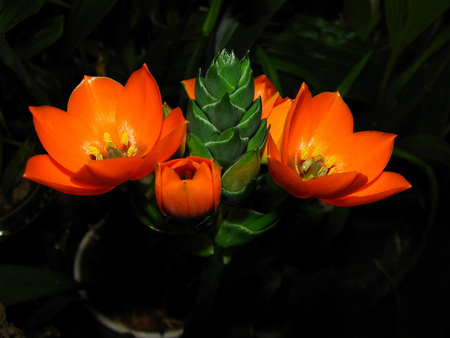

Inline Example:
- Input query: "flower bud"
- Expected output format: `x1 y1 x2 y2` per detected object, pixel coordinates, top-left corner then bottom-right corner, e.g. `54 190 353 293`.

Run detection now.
185 49 267 171
155 156 221 219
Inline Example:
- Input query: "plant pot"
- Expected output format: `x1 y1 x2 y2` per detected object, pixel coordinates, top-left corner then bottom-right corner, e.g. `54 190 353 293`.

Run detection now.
73 216 199 337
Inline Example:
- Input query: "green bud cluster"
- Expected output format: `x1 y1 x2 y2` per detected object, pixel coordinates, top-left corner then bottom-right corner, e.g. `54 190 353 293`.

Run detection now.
186 49 268 205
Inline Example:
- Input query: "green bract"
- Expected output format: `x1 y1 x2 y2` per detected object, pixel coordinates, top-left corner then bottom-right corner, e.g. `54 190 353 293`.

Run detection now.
186 49 268 205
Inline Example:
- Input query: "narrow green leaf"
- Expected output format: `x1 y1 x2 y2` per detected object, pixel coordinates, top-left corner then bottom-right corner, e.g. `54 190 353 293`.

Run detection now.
0 36 50 105
0 0 46 34
396 135 450 169
15 15 64 60
344 0 380 40
390 147 438 285
335 50 373 97
59 0 119 59
1 137 35 198
0 265 79 306
387 26 450 101
202 0 223 37
215 0 287 55
255 46 283 96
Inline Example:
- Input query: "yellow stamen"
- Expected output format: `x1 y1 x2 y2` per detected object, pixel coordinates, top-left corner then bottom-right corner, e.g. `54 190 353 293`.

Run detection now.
314 153 326 163
103 132 116 151
298 147 337 181
325 156 337 168
311 147 322 158
301 147 309 160
89 131 138 161
89 146 103 160
121 132 129 147
127 145 136 157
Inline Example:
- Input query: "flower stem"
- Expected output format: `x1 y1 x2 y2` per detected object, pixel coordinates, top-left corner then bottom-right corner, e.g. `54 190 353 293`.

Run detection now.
183 243 225 337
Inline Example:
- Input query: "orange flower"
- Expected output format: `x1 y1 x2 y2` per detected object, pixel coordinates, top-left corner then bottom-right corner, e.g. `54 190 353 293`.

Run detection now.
267 83 411 207
23 64 187 195
155 156 221 219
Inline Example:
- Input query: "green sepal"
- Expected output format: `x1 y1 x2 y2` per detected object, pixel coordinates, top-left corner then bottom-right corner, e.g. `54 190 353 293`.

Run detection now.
221 148 261 205
186 133 213 159
221 177 257 206
203 92 245 131
205 127 248 169
214 208 279 248
236 98 262 138
246 118 268 153
229 55 254 110
195 71 217 108
186 99 221 142
205 50 241 98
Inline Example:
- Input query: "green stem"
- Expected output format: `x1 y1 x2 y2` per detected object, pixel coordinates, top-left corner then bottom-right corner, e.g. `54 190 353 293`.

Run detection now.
183 243 225 337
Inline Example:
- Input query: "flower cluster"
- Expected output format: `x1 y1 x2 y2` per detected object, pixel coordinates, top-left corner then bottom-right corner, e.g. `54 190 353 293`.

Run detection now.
24 49 411 252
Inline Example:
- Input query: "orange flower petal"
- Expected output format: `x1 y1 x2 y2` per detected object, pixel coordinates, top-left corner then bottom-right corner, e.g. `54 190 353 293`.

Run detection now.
116 64 164 157
267 154 311 198
308 92 354 151
182 78 196 100
71 156 143 187
192 162 213 180
131 115 187 180
162 179 214 218
268 152 369 199
282 83 312 168
264 98 292 155
30 105 97 172
210 159 222 211
321 172 412 206
160 107 186 139
266 132 282 162
254 75 277 105
67 76 124 146
325 131 396 183
303 172 368 200
23 155 113 195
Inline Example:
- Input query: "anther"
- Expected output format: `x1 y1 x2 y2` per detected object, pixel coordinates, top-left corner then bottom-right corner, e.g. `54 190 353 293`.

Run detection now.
103 132 117 151
89 146 103 160
300 147 309 160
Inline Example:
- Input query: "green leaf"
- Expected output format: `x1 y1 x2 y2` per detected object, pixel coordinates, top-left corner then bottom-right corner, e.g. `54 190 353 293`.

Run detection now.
396 135 450 169
386 26 450 102
215 208 279 248
186 133 213 159
186 100 221 142
0 0 46 34
258 14 368 95
1 137 34 198
0 36 50 105
344 0 380 41
59 0 119 59
205 127 248 169
215 0 287 56
0 265 79 306
14 15 64 61
236 98 262 138
201 0 223 37
385 0 450 54
335 50 373 97
203 93 244 132
255 46 283 96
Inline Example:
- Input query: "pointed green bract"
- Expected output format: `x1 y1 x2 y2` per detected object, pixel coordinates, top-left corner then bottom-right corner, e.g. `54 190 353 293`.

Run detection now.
185 49 269 204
